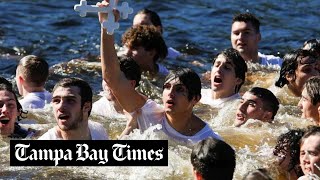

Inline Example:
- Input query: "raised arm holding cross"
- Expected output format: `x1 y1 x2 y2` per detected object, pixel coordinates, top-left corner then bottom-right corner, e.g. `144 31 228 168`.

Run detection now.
74 0 133 34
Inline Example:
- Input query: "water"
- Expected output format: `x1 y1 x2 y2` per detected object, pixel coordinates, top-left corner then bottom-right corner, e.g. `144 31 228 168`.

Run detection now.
0 0 319 179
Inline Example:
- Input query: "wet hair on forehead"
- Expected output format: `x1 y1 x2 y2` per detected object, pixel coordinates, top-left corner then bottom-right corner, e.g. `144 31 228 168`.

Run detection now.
17 55 49 87
301 126 320 145
232 12 260 33
248 87 279 119
212 48 247 92
305 76 320 105
164 68 201 101
122 25 168 62
274 129 305 174
275 48 316 88
136 8 163 34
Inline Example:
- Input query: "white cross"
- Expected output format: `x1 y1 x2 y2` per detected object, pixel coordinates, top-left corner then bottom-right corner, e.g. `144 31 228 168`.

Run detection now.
74 0 133 35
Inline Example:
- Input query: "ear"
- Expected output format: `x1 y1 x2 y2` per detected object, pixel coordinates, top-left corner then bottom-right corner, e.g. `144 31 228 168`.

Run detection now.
82 102 92 116
193 169 203 180
257 32 261 42
192 95 201 105
18 75 25 85
147 49 157 60
155 26 163 34
285 73 295 82
129 80 136 88
262 111 273 122
235 77 243 86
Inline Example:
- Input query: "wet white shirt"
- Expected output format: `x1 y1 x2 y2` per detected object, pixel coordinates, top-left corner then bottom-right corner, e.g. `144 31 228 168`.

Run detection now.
92 96 125 119
200 89 241 108
38 121 109 140
258 52 283 67
20 90 52 110
134 99 222 145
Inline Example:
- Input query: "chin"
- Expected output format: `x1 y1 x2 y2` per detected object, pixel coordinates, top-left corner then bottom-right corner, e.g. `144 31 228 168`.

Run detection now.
237 48 245 53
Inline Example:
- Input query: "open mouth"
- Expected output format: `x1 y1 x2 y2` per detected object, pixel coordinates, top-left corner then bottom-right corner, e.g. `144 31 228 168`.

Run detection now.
58 114 70 120
0 119 10 125
166 100 174 106
236 113 246 121
214 76 222 83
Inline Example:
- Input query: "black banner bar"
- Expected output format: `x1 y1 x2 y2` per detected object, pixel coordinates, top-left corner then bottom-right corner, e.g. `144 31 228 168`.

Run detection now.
10 140 168 166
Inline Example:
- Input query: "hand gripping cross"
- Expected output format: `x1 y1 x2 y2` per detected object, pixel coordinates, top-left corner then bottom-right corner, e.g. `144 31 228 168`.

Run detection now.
74 0 133 35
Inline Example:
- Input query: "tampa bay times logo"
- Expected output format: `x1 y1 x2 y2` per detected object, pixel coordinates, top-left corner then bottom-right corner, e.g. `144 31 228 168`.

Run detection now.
10 140 168 166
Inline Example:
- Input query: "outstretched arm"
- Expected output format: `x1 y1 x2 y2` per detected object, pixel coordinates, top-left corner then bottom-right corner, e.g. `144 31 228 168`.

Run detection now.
98 1 146 113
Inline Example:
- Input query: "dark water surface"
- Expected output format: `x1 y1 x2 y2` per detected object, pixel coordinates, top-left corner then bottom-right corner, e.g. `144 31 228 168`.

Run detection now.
1 0 319 91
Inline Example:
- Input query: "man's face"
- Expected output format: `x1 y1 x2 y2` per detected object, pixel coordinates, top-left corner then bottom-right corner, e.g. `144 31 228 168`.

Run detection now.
0 90 19 135
162 78 196 115
211 54 241 98
123 45 154 72
234 92 267 127
51 86 85 131
300 135 320 176
289 56 319 96
298 88 320 123
231 21 260 58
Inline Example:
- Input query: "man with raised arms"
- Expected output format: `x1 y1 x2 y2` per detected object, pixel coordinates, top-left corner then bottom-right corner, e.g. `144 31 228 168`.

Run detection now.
97 0 220 145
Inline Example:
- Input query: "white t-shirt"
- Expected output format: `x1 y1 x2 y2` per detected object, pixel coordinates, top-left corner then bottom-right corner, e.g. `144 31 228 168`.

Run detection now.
135 99 222 145
200 88 241 108
161 116 222 145
38 120 109 140
92 96 125 119
20 90 52 110
258 52 283 67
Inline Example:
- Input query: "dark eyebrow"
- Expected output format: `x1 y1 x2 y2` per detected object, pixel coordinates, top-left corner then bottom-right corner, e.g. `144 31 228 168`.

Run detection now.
247 99 257 104
0 98 15 102
52 95 77 99
241 98 257 104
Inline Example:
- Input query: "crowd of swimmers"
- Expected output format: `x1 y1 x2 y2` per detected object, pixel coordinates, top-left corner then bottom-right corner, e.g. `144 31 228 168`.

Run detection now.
1 0 320 179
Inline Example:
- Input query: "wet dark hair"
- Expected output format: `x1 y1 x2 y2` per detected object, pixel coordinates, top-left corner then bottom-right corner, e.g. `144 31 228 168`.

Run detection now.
119 56 141 87
0 76 27 121
305 76 320 105
191 137 236 180
164 68 201 101
248 87 279 119
53 77 92 116
213 48 248 93
273 129 305 176
242 168 273 180
232 12 260 33
122 25 168 62
303 39 320 57
17 55 49 87
275 49 317 88
301 126 320 145
136 8 163 34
